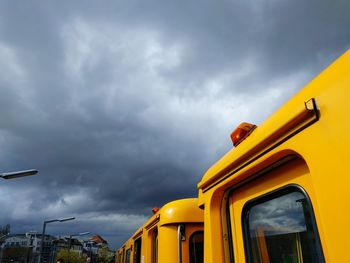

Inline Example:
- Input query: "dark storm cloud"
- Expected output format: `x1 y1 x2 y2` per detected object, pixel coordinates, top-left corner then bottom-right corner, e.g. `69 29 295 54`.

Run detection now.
0 0 349 248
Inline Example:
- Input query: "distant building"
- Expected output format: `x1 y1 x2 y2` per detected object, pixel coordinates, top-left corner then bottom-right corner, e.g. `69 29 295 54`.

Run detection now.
53 236 84 257
37 234 56 263
0 232 59 263
0 233 113 263
69 237 84 256
0 232 44 263
89 235 108 246
83 235 110 261
1 234 29 248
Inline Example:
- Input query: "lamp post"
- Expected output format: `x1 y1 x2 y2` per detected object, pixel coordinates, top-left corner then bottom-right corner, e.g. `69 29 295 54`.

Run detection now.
67 232 90 263
0 169 37 262
0 169 38 180
39 217 75 263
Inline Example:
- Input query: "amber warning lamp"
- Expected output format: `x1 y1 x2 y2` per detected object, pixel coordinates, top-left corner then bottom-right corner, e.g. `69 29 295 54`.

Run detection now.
230 122 257 147
152 207 159 214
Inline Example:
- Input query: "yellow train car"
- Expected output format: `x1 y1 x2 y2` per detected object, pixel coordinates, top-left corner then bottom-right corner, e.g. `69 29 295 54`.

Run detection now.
116 238 133 263
198 49 350 262
116 198 204 263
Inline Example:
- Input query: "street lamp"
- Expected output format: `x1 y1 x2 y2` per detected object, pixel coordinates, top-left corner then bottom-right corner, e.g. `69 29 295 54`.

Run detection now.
67 232 90 263
39 217 75 263
0 169 38 180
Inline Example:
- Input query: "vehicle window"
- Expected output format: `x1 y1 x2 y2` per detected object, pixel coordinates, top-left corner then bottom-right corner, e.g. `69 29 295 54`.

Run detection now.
189 231 204 263
125 249 131 263
243 187 324 263
152 228 158 263
134 237 142 263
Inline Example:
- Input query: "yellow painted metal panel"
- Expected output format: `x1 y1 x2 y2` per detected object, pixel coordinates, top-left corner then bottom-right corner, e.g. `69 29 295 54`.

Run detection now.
199 49 350 262
117 198 204 263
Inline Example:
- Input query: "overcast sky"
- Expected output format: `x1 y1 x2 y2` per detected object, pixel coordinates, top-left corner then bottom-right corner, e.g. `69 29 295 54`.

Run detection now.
0 0 349 249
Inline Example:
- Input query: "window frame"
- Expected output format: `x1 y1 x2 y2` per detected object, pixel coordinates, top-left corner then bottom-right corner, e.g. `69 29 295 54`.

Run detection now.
241 184 324 263
225 194 235 263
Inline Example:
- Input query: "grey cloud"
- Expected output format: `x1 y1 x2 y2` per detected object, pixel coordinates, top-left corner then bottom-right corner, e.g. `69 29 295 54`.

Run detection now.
0 0 349 248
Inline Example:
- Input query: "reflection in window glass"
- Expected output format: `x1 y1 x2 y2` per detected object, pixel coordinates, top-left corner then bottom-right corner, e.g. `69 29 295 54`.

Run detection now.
244 189 324 263
189 231 204 263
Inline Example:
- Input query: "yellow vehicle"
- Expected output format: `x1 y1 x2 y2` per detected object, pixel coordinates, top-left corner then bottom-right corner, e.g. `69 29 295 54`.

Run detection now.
116 198 204 263
198 49 350 262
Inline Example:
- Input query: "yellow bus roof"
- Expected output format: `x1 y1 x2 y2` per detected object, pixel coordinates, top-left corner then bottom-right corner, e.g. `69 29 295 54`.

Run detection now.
131 198 203 240
157 198 203 225
198 49 350 192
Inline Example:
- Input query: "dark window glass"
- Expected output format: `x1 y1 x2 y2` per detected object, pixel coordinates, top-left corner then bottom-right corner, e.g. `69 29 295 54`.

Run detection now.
152 228 158 263
134 238 142 263
243 187 324 263
125 249 131 263
189 231 204 263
